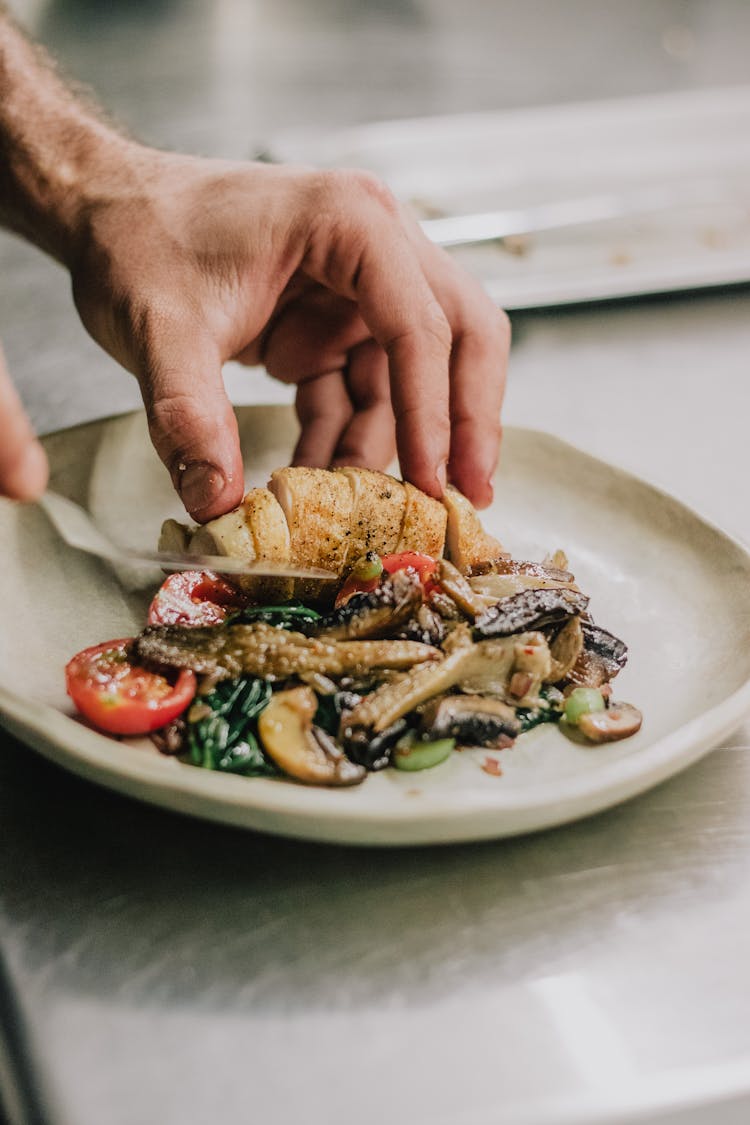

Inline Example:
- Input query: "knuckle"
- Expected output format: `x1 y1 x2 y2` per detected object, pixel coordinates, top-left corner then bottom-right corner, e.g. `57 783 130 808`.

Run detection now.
350 169 399 214
313 168 398 216
423 301 453 354
495 305 512 346
147 390 204 438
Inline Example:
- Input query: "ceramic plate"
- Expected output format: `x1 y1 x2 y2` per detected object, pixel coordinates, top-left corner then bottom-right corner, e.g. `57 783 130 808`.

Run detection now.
269 87 750 309
2 406 750 846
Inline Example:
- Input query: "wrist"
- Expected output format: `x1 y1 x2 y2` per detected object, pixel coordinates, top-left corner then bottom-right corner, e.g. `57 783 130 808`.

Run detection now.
0 14 144 268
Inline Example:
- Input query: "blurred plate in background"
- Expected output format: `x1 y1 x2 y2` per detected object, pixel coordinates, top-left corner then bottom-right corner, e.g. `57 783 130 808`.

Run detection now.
270 87 750 309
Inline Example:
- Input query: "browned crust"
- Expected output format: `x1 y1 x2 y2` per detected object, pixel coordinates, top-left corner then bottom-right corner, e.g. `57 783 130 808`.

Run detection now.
337 468 406 567
397 482 447 558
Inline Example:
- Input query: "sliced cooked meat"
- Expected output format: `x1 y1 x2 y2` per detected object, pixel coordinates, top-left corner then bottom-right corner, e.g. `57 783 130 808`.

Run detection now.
337 467 406 567
397 481 447 558
135 622 438 682
188 506 256 564
158 518 191 554
442 485 506 572
239 487 293 600
268 467 353 572
314 570 423 640
474 588 589 639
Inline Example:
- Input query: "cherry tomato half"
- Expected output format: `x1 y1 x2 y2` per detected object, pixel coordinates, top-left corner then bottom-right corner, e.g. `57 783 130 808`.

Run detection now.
65 639 197 735
380 552 439 590
147 570 245 626
335 550 440 606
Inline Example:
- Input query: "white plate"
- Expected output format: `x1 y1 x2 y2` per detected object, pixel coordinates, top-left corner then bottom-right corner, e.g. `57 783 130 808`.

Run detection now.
269 87 750 309
2 406 750 846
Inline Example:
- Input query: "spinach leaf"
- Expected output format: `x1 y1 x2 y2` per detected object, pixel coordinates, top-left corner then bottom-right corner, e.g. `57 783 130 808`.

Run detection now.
187 677 277 776
228 603 321 634
516 685 564 733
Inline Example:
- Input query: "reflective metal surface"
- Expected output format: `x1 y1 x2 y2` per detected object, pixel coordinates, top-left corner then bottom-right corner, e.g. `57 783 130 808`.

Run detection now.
2 2 750 1123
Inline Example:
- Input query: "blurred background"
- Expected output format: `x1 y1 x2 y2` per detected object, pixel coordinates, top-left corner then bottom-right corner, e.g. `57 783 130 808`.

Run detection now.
3 0 750 441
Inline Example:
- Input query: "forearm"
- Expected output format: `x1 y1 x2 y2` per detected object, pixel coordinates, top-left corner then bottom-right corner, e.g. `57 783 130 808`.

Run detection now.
0 5 137 266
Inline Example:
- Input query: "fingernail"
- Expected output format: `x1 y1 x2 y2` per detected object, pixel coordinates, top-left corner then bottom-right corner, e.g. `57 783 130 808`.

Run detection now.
9 440 48 500
178 462 226 516
436 460 448 493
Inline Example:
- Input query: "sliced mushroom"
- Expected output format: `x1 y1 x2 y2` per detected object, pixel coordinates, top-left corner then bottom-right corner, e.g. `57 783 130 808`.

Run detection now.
257 687 366 786
542 548 570 572
314 570 423 640
459 632 551 703
343 716 411 771
435 559 488 619
135 621 439 682
576 701 642 743
420 694 520 746
467 557 576 584
546 616 584 683
396 603 447 647
474 588 589 639
566 621 628 687
468 569 578 603
341 629 550 742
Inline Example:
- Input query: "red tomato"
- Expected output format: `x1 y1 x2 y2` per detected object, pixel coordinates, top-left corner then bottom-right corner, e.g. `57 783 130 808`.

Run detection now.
334 572 382 608
147 570 245 626
380 552 439 588
336 551 440 606
66 639 197 735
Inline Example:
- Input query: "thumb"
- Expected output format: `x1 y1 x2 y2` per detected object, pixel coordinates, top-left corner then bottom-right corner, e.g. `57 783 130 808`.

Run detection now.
139 335 244 522
0 343 48 501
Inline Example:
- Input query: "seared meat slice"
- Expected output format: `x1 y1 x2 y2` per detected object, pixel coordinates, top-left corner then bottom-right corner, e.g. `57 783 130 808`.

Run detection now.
397 481 447 558
315 570 423 640
474 588 589 639
268 467 352 573
268 467 353 603
337 467 406 567
443 486 506 572
135 622 438 682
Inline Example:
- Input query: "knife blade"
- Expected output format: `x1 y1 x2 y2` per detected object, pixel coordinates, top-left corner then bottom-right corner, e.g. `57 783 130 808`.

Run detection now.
420 178 741 247
37 490 338 581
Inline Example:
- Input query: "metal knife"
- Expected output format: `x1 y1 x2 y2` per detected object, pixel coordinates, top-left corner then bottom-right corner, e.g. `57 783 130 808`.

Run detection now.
420 179 741 247
37 490 337 581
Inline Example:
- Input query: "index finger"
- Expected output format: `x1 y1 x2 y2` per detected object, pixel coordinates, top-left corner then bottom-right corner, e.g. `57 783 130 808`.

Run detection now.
301 170 452 498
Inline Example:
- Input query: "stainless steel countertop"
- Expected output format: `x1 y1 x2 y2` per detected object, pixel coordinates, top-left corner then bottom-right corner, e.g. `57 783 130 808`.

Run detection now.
2 3 750 1124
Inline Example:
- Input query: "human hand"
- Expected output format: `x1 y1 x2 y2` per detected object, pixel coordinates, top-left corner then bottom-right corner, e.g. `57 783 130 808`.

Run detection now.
69 150 510 521
0 342 48 500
